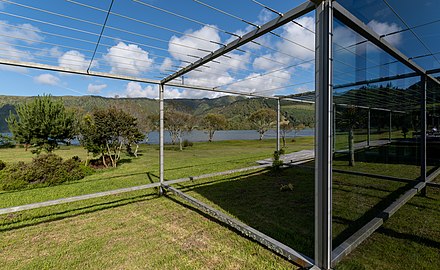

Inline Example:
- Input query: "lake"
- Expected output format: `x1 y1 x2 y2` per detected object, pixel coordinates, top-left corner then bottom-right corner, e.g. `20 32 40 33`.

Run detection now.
2 129 314 145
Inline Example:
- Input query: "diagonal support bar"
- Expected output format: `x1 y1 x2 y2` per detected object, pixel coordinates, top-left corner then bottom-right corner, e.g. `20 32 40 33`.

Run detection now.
163 184 315 268
161 1 315 84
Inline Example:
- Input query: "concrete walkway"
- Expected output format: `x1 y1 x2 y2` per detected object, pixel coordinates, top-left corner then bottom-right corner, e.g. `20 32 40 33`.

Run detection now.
256 149 315 165
256 139 391 165
335 139 390 154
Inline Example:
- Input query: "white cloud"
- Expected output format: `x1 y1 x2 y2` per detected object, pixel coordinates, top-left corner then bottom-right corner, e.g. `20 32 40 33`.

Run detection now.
87 83 107 94
0 21 43 45
367 20 402 46
118 81 221 99
58 50 91 70
124 81 157 98
252 16 315 72
229 70 291 95
104 42 153 76
0 21 43 71
168 25 221 62
34 73 60 86
159 57 173 72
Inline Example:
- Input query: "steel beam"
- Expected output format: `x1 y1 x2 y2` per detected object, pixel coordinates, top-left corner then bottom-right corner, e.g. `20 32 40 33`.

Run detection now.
367 108 371 146
421 76 427 196
314 0 333 268
161 1 315 84
159 84 165 195
334 66 440 90
277 98 281 151
389 111 392 142
333 104 336 153
0 58 280 99
333 71 419 90
0 58 161 85
333 2 440 87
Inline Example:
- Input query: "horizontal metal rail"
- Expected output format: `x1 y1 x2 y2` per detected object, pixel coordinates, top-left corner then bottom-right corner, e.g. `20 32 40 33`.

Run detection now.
332 169 415 184
0 58 277 99
163 185 315 268
0 164 271 216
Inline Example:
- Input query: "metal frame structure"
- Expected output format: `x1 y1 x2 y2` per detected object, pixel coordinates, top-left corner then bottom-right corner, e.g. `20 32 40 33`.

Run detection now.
0 1 439 269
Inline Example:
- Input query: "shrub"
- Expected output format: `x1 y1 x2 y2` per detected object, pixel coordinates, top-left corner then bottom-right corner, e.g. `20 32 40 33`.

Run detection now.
271 149 285 173
0 154 93 191
0 160 5 171
183 139 193 148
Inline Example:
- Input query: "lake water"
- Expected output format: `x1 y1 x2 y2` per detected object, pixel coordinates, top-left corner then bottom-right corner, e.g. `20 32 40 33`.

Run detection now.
2 129 314 145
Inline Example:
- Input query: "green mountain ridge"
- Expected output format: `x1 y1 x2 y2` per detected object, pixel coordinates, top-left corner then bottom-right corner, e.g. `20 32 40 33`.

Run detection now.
0 95 314 132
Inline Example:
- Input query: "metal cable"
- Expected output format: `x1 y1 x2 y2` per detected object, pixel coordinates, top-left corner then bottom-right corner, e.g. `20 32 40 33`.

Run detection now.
88 0 114 72
382 0 440 67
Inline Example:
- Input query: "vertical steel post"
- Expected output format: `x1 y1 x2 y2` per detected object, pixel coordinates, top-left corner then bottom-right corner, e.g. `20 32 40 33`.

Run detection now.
333 104 336 153
159 84 165 195
367 108 371 147
421 75 427 196
389 111 392 142
315 0 333 269
277 98 281 151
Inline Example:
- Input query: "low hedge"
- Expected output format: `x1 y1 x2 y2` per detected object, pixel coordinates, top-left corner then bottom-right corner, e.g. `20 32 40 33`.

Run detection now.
0 154 94 191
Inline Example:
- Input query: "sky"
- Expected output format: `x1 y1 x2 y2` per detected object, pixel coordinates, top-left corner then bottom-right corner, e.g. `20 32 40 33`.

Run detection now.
0 0 439 99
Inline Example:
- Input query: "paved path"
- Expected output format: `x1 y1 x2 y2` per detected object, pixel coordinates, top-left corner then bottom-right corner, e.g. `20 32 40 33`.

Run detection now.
256 149 315 165
335 139 390 154
256 139 391 165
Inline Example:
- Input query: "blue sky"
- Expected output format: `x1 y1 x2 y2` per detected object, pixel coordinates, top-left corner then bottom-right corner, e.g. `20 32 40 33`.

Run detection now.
0 0 439 99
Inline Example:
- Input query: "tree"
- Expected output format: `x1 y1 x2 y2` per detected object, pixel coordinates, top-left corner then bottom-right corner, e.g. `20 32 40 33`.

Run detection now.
80 107 144 167
337 105 363 166
6 95 76 153
286 114 307 142
202 113 227 142
280 116 291 147
249 108 276 140
165 110 195 151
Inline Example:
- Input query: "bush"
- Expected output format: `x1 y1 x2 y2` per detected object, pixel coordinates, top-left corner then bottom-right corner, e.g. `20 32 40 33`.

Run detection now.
0 160 6 170
183 139 193 148
0 154 94 191
271 149 285 173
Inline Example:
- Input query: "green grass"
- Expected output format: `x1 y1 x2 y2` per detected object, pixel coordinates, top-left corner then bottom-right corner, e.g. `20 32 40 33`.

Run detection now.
0 138 439 269
335 129 404 151
0 138 314 208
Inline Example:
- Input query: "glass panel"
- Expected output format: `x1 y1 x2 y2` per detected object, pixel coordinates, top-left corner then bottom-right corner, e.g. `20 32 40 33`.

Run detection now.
332 16 423 254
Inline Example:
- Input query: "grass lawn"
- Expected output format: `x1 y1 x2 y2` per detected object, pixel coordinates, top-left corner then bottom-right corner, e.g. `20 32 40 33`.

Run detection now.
0 137 314 208
0 138 439 269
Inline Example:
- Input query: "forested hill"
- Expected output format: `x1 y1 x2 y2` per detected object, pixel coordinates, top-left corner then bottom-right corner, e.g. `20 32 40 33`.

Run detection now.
0 95 314 132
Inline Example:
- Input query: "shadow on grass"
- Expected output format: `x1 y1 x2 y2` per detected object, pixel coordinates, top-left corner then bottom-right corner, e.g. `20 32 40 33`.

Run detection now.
176 167 316 258
332 179 415 247
0 192 157 232
376 227 440 249
165 194 310 270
